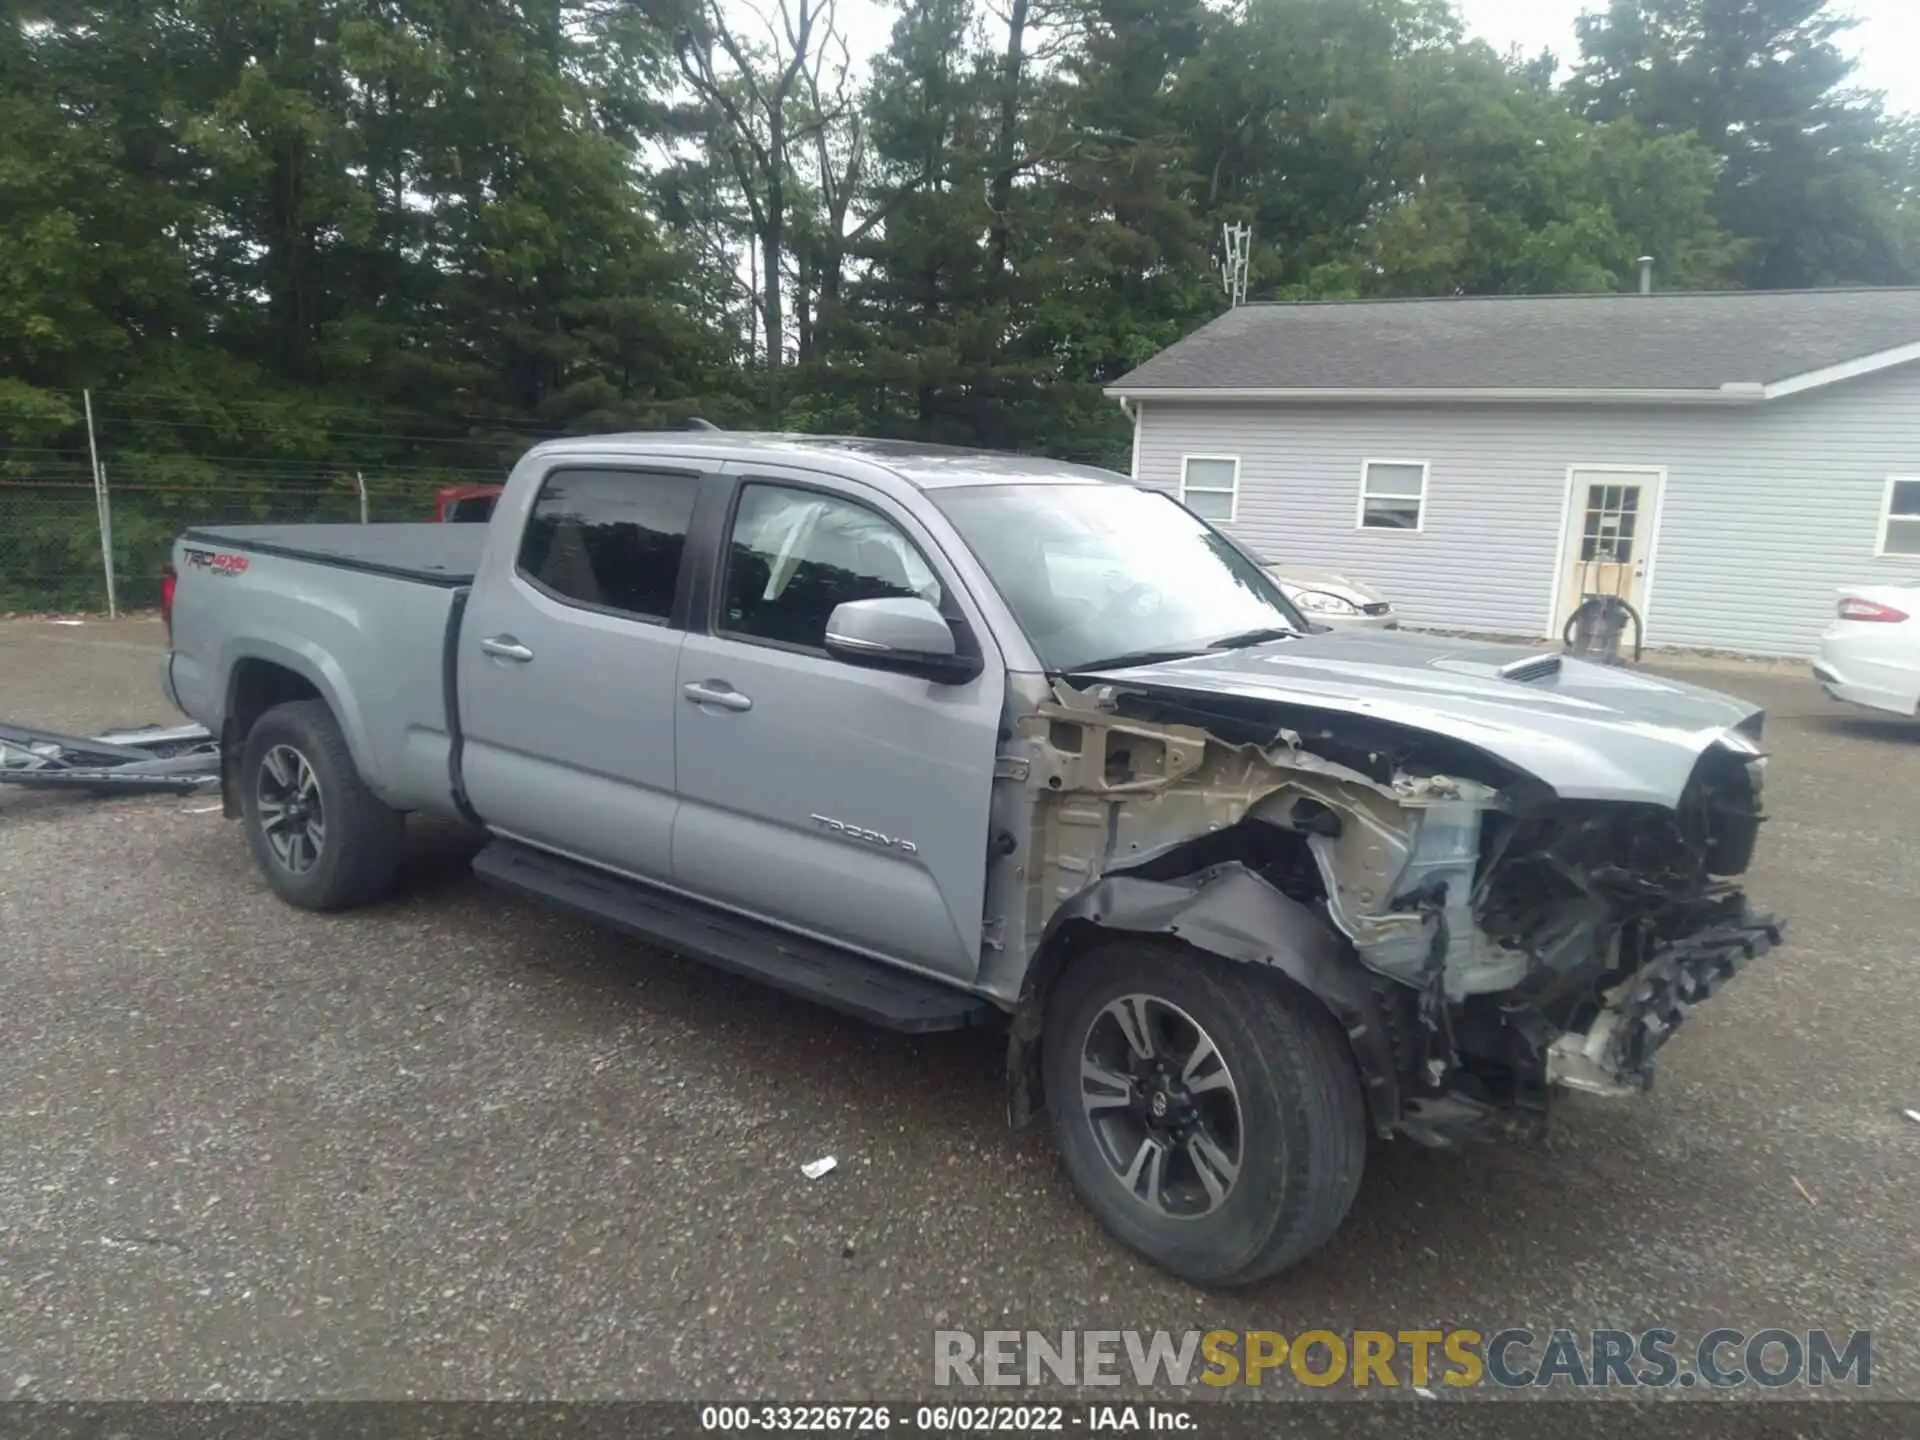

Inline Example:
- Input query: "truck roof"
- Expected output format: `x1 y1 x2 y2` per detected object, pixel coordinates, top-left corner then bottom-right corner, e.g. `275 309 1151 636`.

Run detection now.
524 432 1128 492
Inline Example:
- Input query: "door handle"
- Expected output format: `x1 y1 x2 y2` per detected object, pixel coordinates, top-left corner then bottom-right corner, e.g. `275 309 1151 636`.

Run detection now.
683 681 752 712
479 635 535 663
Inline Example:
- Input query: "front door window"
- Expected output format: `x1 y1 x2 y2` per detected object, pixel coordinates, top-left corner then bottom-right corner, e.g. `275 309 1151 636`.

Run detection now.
720 483 942 649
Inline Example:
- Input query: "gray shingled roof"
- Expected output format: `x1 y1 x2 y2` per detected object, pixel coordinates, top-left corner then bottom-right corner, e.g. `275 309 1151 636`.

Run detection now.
1108 288 1920 396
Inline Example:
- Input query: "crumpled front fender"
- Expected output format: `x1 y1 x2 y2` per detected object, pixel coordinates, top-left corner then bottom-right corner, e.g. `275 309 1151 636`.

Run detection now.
1006 862 1401 1135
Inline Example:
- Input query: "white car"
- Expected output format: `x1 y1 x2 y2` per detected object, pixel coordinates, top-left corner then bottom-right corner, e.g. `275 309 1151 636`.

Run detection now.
1267 564 1399 631
1814 585 1920 718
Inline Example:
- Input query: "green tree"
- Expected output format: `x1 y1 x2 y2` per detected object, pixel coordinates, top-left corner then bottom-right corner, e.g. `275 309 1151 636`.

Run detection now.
1172 0 1460 290
1569 0 1916 287
837 0 1004 437
1343 42 1739 295
0 5 210 419
1029 0 1219 386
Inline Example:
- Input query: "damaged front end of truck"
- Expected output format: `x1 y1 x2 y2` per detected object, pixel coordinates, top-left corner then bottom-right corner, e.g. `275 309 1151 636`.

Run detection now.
1001 659 1782 1147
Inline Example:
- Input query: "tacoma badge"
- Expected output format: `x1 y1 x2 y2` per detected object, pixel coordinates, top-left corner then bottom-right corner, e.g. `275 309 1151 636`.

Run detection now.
810 813 919 855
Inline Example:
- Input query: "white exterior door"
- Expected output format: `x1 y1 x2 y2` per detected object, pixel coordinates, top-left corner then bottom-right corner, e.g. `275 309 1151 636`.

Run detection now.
1557 468 1664 632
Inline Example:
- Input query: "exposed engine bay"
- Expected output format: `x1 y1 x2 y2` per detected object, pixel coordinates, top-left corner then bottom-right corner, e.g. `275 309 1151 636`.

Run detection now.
1005 676 1781 1146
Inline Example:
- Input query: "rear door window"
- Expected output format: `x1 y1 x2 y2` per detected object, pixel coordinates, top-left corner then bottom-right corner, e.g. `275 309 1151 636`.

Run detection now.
517 468 699 621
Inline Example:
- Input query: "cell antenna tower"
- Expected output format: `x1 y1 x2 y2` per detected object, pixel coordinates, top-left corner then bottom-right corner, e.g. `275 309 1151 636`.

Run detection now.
1221 223 1252 307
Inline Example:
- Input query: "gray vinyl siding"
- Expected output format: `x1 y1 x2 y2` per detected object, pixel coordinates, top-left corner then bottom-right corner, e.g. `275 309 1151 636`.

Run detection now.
1134 360 1920 658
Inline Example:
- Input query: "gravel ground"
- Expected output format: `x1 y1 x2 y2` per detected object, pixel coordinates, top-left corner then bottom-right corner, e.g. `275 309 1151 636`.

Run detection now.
1 616 1916 1407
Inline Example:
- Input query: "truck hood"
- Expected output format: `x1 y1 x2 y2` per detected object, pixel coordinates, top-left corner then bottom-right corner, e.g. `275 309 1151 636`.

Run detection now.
1082 630 1762 806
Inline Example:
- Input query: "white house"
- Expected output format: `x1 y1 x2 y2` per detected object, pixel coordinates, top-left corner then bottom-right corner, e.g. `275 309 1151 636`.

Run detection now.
1108 289 1920 658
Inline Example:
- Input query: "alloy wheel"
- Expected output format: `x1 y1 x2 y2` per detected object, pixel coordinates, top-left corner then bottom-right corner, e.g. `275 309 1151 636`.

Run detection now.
257 744 326 875
1078 993 1244 1219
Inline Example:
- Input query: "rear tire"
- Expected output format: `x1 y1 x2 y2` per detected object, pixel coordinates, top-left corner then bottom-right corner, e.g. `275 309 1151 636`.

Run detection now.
1042 941 1366 1287
240 699 404 911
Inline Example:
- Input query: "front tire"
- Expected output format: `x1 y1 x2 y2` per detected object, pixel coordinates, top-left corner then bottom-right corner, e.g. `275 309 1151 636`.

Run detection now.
1042 941 1366 1287
240 699 404 912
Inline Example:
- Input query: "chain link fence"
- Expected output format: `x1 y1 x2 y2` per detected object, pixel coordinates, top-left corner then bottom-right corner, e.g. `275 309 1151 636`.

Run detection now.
0 474 476 613
1 385 1133 614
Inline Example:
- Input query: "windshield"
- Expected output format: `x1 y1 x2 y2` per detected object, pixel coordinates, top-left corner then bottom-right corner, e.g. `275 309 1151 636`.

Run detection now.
932 482 1306 671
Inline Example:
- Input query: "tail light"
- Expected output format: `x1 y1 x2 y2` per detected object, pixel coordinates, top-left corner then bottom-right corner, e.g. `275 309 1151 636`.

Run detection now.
1837 596 1909 623
160 564 178 642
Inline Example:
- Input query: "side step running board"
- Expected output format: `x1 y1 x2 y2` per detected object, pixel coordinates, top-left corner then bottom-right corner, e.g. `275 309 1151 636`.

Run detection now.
472 840 999 1035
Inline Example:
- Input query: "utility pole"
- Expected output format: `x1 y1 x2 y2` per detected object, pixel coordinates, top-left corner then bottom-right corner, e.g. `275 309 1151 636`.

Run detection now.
82 389 119 617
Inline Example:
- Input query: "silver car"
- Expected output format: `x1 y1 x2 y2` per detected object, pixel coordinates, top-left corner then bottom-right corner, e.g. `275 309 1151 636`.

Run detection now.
1212 532 1398 630
1268 564 1398 630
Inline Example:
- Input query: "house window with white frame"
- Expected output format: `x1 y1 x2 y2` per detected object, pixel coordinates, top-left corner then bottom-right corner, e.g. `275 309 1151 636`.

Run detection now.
1880 477 1920 557
1180 456 1239 522
1359 460 1428 531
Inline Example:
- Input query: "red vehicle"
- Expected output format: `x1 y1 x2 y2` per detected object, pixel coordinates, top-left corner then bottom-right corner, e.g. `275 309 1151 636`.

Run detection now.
433 483 504 522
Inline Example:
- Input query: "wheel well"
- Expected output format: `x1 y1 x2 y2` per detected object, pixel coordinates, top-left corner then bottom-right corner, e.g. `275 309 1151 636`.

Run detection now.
1003 918 1139 1131
1015 819 1329 1038
220 660 324 818
1003 861 1400 1137
1007 918 1333 1130
228 659 323 742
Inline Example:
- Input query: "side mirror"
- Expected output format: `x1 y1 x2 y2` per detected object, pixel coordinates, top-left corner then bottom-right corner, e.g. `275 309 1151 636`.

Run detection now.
824 597 982 684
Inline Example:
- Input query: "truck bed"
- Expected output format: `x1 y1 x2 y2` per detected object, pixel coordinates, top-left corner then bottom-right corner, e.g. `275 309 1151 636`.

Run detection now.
183 523 484 587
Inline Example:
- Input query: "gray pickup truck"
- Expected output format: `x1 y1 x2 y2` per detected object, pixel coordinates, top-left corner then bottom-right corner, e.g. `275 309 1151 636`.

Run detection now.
163 432 1782 1287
